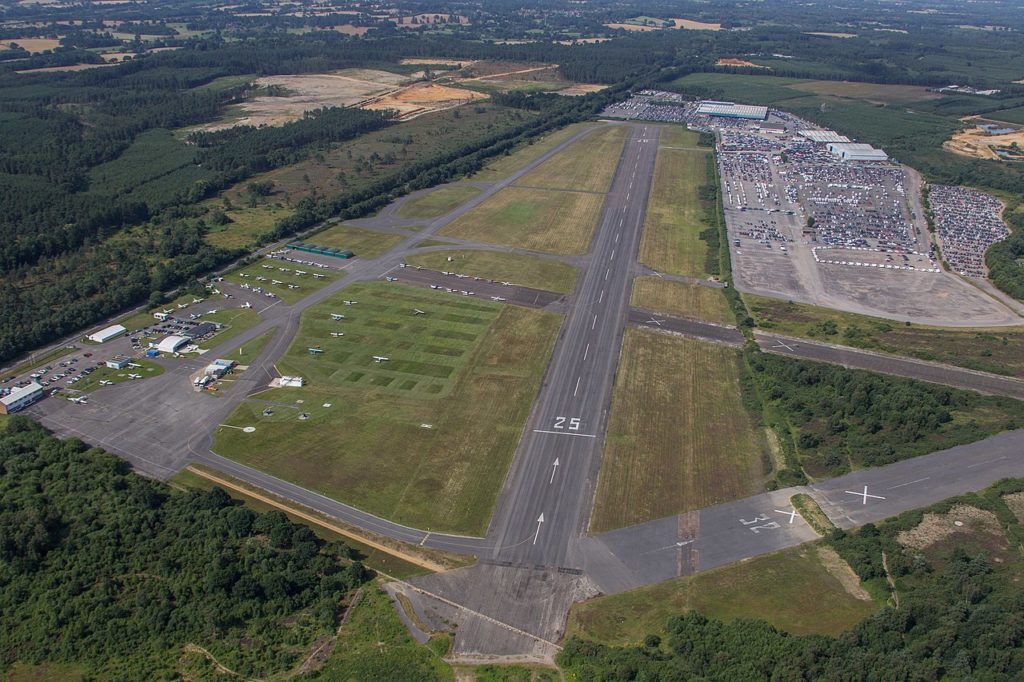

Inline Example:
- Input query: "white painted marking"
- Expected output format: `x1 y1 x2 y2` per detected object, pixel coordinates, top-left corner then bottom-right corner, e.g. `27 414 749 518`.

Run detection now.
615 232 620 243
774 509 798 524
533 514 545 545
610 249 616 260
605 268 611 280
598 290 604 303
549 458 560 484
845 485 886 505
886 477 930 490
772 340 796 352
592 314 598 329
573 376 581 397
258 299 282 314
626 192 630 201
420 532 431 546
532 429 597 438
584 343 590 360
967 456 1007 468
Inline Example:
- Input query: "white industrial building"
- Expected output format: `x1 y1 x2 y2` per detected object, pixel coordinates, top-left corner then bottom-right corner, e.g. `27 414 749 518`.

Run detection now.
106 357 131 369
696 100 769 120
826 142 889 162
799 129 850 143
280 376 304 388
87 324 127 344
156 335 190 354
204 358 236 377
0 382 44 414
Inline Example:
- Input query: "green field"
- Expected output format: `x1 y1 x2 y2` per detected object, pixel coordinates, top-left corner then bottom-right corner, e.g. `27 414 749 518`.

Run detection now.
396 184 483 220
224 260 342 305
214 283 561 534
658 125 701 148
469 122 597 183
204 204 292 250
70 358 164 393
196 308 262 350
515 124 626 193
590 330 768 532
566 545 879 645
630 277 733 326
232 329 276 366
306 223 406 259
637 146 713 278
988 107 1024 125
406 250 580 293
440 186 604 256
747 294 1024 377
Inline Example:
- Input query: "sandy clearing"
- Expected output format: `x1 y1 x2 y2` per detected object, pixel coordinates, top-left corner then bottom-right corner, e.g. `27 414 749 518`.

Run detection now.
362 82 487 119
557 83 609 96
805 32 858 38
16 62 117 73
716 58 769 68
946 125 1024 160
460 64 558 82
325 25 371 35
401 58 475 67
896 504 1003 550
816 546 872 601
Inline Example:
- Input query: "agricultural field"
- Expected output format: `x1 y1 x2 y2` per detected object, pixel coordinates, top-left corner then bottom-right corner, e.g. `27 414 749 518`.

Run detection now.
214 283 561 534
515 124 626 193
988 107 1024 125
566 545 878 646
630 277 733 326
395 185 482 220
747 294 1024 377
306 223 406 259
637 145 713 278
224 260 342 305
590 330 768 533
787 80 943 105
439 186 604 256
406 249 580 294
469 122 598 183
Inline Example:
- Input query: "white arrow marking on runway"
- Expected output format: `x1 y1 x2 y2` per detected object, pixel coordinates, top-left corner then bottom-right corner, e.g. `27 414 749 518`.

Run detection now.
775 508 798 524
845 485 886 505
646 318 664 326
549 458 560 484
772 341 795 352
533 514 545 545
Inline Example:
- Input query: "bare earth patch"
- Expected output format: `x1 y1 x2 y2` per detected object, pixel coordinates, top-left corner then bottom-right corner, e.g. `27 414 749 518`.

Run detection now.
1003 492 1024 523
896 504 1003 550
717 58 769 69
558 83 609 96
4 37 62 52
816 546 872 601
362 82 488 120
945 124 1024 161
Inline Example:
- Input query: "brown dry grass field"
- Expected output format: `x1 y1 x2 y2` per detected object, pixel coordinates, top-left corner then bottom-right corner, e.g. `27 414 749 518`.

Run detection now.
638 146 712 277
716 58 769 69
5 37 61 52
308 223 406 259
590 330 768 533
566 544 877 645
630 277 734 326
439 186 604 255
515 125 627 193
789 80 943 105
362 82 488 119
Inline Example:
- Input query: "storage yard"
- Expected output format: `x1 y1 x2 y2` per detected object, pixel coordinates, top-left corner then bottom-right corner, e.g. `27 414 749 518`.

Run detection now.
929 185 1009 278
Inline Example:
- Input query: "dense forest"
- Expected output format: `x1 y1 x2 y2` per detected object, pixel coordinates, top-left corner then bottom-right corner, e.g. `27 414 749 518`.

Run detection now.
0 416 371 679
746 349 1024 482
559 478 1024 681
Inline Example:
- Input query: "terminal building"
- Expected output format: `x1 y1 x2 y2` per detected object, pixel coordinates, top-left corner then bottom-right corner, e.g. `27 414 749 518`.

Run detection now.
697 100 769 121
87 324 127 344
826 142 889 163
0 382 44 414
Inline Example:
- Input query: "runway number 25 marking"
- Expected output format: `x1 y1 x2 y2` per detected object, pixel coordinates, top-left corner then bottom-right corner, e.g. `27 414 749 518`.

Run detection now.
739 514 780 534
553 416 582 431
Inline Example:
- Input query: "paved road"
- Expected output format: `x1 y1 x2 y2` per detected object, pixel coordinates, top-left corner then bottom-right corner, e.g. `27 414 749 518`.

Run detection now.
483 123 661 569
756 331 1024 400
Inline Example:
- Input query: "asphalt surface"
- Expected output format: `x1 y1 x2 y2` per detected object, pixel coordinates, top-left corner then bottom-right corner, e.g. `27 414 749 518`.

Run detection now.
629 308 746 346
756 331 1024 399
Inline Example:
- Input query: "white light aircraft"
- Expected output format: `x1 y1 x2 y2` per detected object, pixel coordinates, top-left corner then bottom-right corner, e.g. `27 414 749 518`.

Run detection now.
68 396 88 404
412 308 426 315
372 356 389 363
331 313 346 320
343 300 358 306
99 380 113 386
330 332 345 338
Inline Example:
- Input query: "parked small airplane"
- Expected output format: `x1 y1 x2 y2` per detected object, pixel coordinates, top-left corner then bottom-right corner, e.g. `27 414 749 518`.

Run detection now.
312 273 325 279
501 281 513 286
67 396 88 404
241 302 252 309
491 296 506 302
98 380 113 386
162 308 174 315
331 313 346 320
412 308 426 315
192 298 203 304
372 356 389 363
127 373 142 380
271 279 282 285
385 276 398 282
127 363 141 368
330 332 345 338
294 270 306 276
177 303 188 309
343 300 358 306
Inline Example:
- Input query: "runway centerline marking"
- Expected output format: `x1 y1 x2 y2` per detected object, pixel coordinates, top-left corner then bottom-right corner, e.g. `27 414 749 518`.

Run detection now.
583 343 590 361
605 268 610 280
967 456 1007 468
886 477 930 490
592 314 598 329
532 429 597 438
573 376 581 397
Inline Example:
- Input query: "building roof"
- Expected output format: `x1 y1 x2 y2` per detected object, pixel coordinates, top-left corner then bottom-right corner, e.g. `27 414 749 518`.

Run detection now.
1 381 43 407
157 335 190 353
799 129 850 143
88 324 127 342
697 101 769 119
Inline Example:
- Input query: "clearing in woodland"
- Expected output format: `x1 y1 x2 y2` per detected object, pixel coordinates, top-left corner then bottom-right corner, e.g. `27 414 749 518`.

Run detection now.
637 145 713 278
213 283 561 535
590 330 768 533
439 186 604 256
